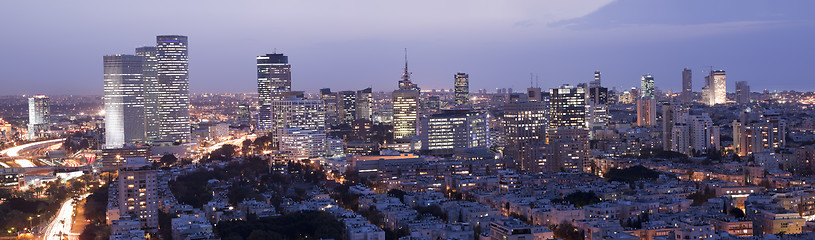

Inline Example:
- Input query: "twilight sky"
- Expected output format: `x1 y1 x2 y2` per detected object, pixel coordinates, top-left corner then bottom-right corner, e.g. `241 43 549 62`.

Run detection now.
1 0 813 96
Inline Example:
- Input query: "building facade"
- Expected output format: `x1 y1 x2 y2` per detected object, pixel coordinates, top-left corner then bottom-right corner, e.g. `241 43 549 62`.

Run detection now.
418 109 487 153
257 53 292 130
549 85 586 129
392 90 420 139
155 35 190 142
104 55 146 148
27 95 50 140
454 72 469 107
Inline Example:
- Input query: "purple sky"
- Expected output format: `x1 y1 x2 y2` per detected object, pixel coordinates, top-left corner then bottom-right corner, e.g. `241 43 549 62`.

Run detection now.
1 0 813 96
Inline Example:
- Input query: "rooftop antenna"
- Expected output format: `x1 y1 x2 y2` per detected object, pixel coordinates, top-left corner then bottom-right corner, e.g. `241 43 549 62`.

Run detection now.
402 48 411 81
530 73 534 88
273 48 277 54
536 75 539 88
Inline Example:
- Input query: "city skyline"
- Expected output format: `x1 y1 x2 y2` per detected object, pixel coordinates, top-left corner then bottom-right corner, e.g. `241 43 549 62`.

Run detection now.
2 1 814 95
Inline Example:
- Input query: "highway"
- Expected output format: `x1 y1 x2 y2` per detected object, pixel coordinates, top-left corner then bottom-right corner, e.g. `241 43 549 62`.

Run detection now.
42 194 88 240
0 139 64 157
205 135 252 153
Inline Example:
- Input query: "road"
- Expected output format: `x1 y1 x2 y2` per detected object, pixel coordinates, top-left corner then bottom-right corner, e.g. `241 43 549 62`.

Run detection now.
42 194 87 240
205 135 251 153
0 139 63 157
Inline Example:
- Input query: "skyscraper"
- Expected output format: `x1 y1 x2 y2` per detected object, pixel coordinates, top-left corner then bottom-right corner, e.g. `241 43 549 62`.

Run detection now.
155 35 190 142
320 88 340 126
356 88 373 121
590 70 601 88
398 49 420 91
27 95 49 140
392 90 420 139
454 72 469 107
637 74 656 126
586 71 608 135
711 70 727 105
549 85 586 129
338 90 357 125
502 97 547 170
257 53 292 130
393 49 420 139
104 55 146 148
703 70 726 106
135 47 160 141
640 74 655 99
682 68 692 104
736 81 750 104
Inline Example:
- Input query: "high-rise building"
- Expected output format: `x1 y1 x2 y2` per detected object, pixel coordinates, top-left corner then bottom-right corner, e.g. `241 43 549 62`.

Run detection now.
502 97 547 170
392 90 420 139
637 99 657 127
237 104 251 124
398 49 420 91
549 85 586 129
135 47 159 141
590 70 601 88
27 95 49 140
640 74 655 99
454 72 469 107
338 90 357 125
588 71 608 105
712 70 727 105
703 70 727 106
586 104 609 133
116 165 159 232
548 127 590 173
155 35 190 142
671 113 720 156
418 109 487 154
736 81 750 104
661 103 678 151
257 53 292 130
734 109 786 156
637 74 657 126
104 55 146 148
320 88 340 126
270 97 325 148
682 68 692 104
278 127 326 161
393 50 420 139
356 88 373 121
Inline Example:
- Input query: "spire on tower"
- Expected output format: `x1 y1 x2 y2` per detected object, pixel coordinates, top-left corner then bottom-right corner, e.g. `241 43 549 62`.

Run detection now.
398 48 419 91
402 48 411 81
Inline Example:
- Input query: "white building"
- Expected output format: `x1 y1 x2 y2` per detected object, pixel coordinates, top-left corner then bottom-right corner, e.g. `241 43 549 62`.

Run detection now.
418 109 488 153
27 95 49 140
278 127 326 161
104 55 146 148
270 97 325 148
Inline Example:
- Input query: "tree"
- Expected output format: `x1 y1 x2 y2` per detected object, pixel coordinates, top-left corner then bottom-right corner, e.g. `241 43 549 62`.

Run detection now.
241 139 253 155
729 207 745 219
604 165 660 184
560 191 602 208
552 221 583 240
159 154 177 166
